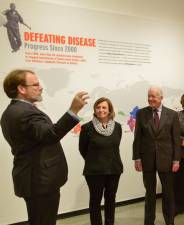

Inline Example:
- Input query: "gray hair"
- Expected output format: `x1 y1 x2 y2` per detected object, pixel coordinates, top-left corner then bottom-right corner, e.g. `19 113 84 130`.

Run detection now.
148 86 163 97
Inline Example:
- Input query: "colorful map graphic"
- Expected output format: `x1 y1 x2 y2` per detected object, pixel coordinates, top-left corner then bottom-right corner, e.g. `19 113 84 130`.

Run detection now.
127 106 139 132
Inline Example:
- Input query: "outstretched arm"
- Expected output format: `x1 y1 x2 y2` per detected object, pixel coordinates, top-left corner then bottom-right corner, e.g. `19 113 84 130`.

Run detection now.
22 22 31 30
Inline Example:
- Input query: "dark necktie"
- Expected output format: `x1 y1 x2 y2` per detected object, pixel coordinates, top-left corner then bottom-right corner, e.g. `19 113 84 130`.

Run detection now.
153 109 159 129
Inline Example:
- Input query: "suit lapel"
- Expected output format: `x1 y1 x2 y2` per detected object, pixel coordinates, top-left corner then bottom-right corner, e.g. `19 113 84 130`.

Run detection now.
146 105 168 136
146 107 156 136
146 106 164 136
158 106 168 133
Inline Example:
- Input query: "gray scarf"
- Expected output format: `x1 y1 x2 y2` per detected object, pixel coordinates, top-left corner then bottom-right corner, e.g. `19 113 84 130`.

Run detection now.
92 116 115 136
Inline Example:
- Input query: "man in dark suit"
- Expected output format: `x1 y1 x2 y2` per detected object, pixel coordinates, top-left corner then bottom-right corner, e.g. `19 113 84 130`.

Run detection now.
0 69 89 225
133 87 181 225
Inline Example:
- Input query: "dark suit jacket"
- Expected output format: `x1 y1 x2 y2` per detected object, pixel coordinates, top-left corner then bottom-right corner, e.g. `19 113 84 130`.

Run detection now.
0 100 79 197
133 105 181 172
178 110 184 137
79 121 123 175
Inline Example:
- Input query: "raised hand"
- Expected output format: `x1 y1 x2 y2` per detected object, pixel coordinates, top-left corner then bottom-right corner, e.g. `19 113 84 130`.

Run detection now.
69 91 89 114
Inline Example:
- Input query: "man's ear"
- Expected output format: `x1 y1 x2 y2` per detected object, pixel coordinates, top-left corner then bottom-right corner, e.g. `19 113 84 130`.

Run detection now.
17 85 26 95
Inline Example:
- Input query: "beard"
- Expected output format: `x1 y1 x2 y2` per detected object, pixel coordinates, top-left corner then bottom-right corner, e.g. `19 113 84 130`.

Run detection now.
29 94 43 103
36 95 43 102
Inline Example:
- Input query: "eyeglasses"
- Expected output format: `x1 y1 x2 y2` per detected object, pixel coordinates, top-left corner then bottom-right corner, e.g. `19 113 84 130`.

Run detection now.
23 83 41 87
148 95 161 99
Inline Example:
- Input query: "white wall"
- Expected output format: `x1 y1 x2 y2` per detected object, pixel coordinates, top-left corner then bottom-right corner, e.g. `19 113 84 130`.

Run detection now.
39 0 184 23
0 0 184 224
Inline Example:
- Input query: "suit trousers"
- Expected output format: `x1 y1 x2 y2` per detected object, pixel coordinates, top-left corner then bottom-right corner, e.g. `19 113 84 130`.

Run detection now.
85 174 120 225
7 27 22 51
174 157 184 215
143 171 175 225
24 190 60 225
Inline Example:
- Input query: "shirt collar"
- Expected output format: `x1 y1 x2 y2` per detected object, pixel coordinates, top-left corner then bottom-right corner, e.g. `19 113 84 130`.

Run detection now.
153 104 162 113
13 98 34 106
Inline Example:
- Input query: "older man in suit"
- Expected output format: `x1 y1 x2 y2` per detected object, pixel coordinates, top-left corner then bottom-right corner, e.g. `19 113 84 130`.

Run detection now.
0 69 89 225
133 87 181 225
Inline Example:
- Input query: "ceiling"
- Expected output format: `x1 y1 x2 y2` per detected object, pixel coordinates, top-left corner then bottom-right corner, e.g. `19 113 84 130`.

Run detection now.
39 0 184 24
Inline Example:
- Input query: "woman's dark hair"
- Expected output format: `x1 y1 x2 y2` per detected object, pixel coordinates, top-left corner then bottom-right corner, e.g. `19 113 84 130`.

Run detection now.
93 97 115 120
180 94 184 108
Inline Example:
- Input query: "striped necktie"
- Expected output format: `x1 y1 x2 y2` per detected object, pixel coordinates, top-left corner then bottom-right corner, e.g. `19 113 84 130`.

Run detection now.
153 109 159 129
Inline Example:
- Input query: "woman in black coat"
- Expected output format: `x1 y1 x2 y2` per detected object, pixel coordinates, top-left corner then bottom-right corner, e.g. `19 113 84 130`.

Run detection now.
79 97 123 225
174 94 184 215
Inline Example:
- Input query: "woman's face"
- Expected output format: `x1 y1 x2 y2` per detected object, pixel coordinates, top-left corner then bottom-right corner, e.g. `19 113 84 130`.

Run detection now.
95 101 110 121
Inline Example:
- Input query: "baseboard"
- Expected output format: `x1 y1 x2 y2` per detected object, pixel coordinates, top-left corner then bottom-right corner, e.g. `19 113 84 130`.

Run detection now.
9 193 162 224
57 193 162 219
